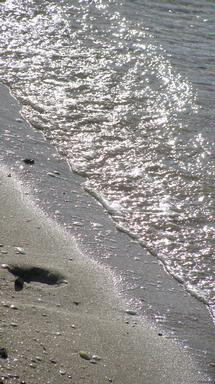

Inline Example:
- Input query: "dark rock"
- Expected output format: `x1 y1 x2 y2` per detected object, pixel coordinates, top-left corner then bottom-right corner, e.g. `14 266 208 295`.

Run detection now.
0 348 8 359
23 158 35 165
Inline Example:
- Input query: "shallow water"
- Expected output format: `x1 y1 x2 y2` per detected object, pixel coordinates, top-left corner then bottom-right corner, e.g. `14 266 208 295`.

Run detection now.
0 0 214 312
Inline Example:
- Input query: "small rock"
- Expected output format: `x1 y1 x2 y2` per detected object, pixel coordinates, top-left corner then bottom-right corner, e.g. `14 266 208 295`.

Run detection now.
90 359 97 364
125 309 137 316
1 251 8 254
0 348 8 359
8 373 19 378
59 369 66 375
92 354 102 361
79 351 91 361
23 158 35 165
15 247 26 255
73 301 80 306
10 322 18 327
50 358 57 364
47 172 56 177
7 173 12 177
158 333 163 336
105 377 113 383
0 244 4 247
10 304 18 310
2 302 10 308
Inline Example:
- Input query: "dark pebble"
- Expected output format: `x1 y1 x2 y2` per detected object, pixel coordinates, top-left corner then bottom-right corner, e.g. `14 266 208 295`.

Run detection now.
158 333 163 336
73 301 80 306
23 158 35 165
0 348 8 359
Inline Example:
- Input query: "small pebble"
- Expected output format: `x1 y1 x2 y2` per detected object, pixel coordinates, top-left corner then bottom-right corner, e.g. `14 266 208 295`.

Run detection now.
8 373 19 378
90 359 97 364
23 158 35 165
1 251 8 254
125 310 137 316
92 354 102 361
50 358 57 364
15 247 26 255
59 369 66 376
79 351 91 361
2 302 10 308
10 304 18 310
0 244 4 247
47 172 56 177
10 322 18 327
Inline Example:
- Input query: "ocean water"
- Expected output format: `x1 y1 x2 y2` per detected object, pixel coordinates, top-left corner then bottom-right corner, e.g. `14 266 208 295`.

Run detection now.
0 0 214 315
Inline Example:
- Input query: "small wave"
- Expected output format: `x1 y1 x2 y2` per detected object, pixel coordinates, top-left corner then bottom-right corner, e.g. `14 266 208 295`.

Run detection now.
84 185 126 216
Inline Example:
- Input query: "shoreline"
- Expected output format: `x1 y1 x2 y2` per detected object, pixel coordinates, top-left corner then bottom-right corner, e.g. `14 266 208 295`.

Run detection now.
0 165 205 384
0 83 213 381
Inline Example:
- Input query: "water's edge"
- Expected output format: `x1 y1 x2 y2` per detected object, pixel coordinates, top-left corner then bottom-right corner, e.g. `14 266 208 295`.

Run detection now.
0 83 214 381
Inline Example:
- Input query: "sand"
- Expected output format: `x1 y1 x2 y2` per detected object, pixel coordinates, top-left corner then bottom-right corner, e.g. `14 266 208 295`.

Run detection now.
0 164 207 384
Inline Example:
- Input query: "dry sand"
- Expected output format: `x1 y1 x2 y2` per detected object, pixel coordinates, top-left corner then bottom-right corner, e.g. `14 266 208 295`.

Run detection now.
0 166 206 383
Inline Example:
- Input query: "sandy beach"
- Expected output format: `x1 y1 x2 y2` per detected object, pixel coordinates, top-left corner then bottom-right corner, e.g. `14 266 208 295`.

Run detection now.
0 166 207 384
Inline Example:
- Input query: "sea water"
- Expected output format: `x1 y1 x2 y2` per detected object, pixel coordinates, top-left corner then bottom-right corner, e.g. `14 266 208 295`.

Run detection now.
0 0 214 315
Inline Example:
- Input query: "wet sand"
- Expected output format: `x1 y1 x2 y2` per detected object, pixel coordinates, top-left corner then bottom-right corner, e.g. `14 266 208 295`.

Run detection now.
0 165 207 383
